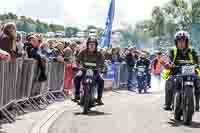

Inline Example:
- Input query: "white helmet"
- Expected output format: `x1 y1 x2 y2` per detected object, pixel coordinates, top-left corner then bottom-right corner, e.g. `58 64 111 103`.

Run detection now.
174 30 190 47
174 30 190 40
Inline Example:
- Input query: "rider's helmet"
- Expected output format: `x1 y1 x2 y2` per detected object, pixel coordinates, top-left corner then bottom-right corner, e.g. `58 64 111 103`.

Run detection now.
86 36 98 49
174 30 190 48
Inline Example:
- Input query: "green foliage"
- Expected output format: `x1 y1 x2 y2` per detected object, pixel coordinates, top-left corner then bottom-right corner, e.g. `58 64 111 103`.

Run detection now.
0 13 65 33
65 27 80 38
49 24 64 32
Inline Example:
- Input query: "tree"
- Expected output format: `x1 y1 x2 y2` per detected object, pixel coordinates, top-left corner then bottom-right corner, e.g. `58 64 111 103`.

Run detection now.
151 6 165 36
7 12 18 20
192 0 200 23
65 27 80 38
86 25 98 31
35 20 48 33
49 24 64 32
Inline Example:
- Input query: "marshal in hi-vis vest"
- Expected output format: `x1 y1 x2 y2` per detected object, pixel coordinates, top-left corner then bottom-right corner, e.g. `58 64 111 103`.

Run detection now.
162 48 200 80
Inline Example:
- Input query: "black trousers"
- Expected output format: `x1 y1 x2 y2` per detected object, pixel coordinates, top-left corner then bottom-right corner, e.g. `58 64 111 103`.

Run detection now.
165 77 200 109
74 70 104 99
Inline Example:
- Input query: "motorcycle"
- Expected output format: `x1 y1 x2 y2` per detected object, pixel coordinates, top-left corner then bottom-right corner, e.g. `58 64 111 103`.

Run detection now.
79 69 99 114
136 66 149 93
172 60 196 125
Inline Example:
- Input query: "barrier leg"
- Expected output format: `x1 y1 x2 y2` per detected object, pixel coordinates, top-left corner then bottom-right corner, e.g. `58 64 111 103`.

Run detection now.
14 102 26 114
29 98 42 109
2 108 15 123
26 99 38 110
38 96 48 106
41 95 50 105
36 97 46 106
46 93 55 103
0 109 14 123
49 92 57 101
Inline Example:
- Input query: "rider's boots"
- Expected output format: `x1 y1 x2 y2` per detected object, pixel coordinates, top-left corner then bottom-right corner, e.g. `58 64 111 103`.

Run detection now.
96 98 104 105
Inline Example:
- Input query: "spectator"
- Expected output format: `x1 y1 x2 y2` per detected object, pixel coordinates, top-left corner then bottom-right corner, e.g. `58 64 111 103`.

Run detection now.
70 42 78 56
111 48 122 63
126 47 137 90
29 34 47 82
63 46 73 63
39 42 54 59
16 32 26 57
0 22 17 58
63 46 73 94
151 51 164 78
54 43 65 63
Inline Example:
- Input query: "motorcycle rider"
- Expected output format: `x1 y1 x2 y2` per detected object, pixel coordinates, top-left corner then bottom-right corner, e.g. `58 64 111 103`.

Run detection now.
72 37 105 105
162 30 200 111
136 53 151 92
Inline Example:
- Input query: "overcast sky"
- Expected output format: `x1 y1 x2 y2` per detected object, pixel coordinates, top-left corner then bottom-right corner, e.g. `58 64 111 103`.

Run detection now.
0 0 170 29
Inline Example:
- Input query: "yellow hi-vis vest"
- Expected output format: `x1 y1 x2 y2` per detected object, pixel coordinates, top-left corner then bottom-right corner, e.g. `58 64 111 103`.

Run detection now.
162 48 200 80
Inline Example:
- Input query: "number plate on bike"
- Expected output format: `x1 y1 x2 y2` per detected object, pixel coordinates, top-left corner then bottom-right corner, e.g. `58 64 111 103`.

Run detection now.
182 65 195 75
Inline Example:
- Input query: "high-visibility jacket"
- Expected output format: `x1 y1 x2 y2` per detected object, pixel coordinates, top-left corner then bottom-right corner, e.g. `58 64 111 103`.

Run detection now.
162 48 200 80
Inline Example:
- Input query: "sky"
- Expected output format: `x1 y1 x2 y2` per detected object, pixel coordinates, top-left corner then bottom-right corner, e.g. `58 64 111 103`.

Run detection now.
0 0 171 29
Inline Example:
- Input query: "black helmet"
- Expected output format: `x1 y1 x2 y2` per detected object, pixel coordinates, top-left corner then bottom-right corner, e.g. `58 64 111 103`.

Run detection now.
86 37 98 48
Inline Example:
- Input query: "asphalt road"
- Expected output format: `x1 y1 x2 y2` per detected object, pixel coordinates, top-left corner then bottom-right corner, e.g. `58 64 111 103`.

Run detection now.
48 87 200 133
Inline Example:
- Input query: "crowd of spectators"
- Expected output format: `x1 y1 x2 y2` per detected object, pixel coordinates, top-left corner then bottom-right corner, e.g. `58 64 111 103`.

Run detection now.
0 22 165 92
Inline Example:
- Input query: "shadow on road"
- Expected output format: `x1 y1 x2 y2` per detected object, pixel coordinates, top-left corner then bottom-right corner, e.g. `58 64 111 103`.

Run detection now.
167 119 200 128
112 88 162 95
74 110 112 116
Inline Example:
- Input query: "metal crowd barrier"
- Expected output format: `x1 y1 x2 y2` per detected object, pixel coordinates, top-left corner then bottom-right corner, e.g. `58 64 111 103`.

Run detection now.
0 59 66 123
119 62 128 87
104 62 138 90
113 62 121 89
48 61 66 99
0 61 5 108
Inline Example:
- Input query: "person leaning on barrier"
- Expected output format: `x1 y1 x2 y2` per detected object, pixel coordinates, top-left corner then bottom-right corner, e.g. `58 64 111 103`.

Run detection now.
72 37 105 105
28 34 47 82
162 30 200 111
0 22 17 59
53 43 65 63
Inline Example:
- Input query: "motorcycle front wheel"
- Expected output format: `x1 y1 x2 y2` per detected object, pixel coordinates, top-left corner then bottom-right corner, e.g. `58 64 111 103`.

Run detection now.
82 85 91 114
174 91 182 121
183 86 195 125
